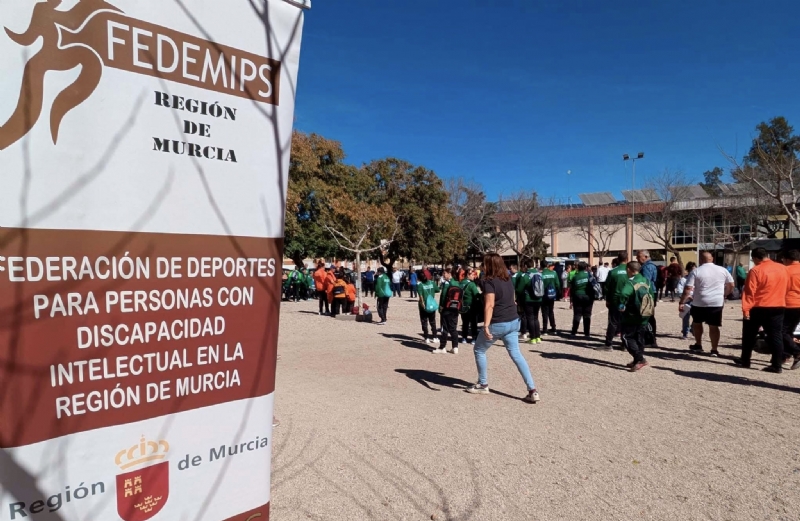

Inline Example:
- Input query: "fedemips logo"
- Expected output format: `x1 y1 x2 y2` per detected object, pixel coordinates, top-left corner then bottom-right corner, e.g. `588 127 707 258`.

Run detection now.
115 436 170 521
0 0 281 150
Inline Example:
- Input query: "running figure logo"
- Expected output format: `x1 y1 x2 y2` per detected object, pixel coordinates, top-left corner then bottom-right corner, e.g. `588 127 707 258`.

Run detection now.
0 0 282 151
0 0 122 150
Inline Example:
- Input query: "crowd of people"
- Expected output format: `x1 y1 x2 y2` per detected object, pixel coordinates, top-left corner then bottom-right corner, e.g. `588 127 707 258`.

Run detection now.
285 247 800 401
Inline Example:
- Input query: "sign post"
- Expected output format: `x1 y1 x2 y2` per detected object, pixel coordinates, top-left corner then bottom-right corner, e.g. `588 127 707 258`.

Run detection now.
0 1 307 519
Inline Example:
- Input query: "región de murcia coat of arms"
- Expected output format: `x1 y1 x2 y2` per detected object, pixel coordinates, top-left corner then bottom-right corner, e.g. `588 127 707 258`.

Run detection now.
115 436 170 521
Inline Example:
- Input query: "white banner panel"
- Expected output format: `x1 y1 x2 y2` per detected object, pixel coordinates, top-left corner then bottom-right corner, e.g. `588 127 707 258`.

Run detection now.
0 1 306 520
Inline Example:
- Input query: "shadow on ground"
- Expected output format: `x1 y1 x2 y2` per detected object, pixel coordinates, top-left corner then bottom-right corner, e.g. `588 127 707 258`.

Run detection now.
653 366 800 394
529 349 629 371
381 333 432 352
395 369 523 401
644 345 732 365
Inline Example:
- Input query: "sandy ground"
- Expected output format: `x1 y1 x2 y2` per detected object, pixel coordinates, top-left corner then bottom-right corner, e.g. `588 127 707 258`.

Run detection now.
271 294 800 521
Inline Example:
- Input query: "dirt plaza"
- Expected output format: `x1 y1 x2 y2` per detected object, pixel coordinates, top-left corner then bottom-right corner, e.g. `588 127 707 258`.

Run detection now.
271 296 800 521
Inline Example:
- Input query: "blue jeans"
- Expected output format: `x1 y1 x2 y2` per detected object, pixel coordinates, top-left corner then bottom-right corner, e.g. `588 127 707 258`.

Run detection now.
682 298 693 336
473 318 535 391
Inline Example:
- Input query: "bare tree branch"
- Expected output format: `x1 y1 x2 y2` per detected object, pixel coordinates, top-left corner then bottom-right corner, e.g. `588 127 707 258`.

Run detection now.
496 191 555 262
636 170 693 264
567 215 626 263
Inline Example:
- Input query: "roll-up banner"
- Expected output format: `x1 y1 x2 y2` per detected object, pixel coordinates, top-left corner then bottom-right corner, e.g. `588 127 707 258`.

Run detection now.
0 0 308 519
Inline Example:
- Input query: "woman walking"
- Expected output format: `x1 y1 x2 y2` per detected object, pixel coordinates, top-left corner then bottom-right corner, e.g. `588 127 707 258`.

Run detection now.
466 253 540 403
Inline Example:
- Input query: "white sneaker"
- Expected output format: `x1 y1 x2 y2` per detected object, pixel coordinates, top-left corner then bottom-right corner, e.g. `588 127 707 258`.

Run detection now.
432 338 440 344
451 347 459 355
425 338 432 344
431 348 446 354
460 339 468 344
466 383 490 394
523 389 540 404
519 333 529 340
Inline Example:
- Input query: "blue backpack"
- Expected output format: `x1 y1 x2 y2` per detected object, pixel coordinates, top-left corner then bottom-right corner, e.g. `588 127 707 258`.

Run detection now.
421 282 438 312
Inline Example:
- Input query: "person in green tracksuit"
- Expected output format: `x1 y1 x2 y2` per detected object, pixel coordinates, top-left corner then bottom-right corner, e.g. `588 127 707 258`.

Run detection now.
304 269 314 300
295 267 308 301
416 270 440 344
374 267 392 324
460 268 481 343
539 260 559 335
618 261 653 371
569 261 594 337
436 268 460 354
601 252 630 349
514 260 542 343
283 268 301 302
735 263 747 295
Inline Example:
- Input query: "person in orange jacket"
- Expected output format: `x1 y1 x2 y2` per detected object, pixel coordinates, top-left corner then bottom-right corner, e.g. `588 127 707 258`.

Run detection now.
734 247 789 372
312 259 329 315
324 265 336 294
327 270 348 317
781 249 800 370
345 274 357 314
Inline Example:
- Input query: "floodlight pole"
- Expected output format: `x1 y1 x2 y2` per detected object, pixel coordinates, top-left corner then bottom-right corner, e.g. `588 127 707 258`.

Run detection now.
623 152 644 252
567 170 571 206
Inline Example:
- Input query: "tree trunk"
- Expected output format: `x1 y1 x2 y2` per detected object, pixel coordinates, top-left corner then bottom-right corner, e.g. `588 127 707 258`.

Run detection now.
664 240 683 266
355 251 362 314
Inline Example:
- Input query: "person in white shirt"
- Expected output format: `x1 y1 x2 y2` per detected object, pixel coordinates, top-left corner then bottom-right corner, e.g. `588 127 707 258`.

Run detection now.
596 262 610 300
678 252 734 355
391 269 403 298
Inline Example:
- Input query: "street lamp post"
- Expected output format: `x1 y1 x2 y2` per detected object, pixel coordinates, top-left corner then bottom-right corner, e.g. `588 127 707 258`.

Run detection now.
566 169 571 206
623 152 644 255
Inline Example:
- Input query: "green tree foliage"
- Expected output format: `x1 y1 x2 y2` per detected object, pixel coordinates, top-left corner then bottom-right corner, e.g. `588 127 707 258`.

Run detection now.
731 116 800 232
700 166 724 195
285 131 347 266
286 133 464 268
744 117 800 168
362 158 465 268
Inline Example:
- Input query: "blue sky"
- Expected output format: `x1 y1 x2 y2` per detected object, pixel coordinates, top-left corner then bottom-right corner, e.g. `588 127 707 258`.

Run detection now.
294 0 800 202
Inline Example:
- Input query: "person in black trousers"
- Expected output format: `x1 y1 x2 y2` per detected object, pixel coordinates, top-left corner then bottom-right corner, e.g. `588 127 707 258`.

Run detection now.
460 268 480 343
436 269 460 354
569 261 595 337
363 267 375 297
782 250 800 369
539 260 558 335
734 248 788 372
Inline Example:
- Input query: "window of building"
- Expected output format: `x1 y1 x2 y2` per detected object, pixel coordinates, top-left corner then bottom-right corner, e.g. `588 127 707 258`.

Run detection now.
672 227 695 245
